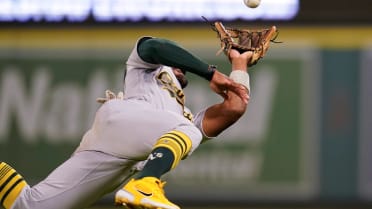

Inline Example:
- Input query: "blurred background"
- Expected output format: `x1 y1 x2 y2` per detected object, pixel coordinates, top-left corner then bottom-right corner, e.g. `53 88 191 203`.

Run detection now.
0 0 372 208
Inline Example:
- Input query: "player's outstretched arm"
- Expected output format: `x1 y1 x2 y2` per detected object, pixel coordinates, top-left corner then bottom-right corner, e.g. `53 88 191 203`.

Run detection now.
138 37 249 102
200 50 252 138
138 37 215 80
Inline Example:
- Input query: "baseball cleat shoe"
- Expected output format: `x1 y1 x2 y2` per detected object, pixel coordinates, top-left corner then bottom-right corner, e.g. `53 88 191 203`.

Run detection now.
120 202 139 209
115 177 180 209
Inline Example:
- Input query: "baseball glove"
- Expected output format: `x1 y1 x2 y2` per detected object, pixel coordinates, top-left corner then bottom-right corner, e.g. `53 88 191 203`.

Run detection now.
203 17 280 66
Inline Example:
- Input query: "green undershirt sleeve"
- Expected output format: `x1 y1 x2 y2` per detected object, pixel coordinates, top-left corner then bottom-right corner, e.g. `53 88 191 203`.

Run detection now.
137 37 215 81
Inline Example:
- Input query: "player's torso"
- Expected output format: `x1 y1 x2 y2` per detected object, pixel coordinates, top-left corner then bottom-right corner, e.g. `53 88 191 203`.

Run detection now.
123 66 186 115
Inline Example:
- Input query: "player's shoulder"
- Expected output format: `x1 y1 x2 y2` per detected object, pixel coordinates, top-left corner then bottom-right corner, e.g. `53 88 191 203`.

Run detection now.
137 36 154 46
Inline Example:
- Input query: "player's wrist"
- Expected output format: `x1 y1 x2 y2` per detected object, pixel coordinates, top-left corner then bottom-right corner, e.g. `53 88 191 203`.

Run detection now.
229 70 250 94
205 65 217 81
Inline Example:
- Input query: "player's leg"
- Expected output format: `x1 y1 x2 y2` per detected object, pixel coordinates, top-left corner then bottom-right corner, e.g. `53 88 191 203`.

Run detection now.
137 130 192 179
115 127 202 209
88 100 202 209
0 162 28 209
10 151 138 209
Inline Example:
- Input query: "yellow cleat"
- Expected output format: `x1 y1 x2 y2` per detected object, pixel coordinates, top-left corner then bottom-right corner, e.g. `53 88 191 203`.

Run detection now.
115 177 180 209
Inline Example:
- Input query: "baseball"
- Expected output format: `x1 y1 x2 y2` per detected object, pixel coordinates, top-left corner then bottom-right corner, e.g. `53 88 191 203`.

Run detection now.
244 0 261 8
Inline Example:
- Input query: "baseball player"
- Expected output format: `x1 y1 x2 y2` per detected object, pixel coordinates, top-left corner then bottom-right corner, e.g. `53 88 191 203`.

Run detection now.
0 36 252 209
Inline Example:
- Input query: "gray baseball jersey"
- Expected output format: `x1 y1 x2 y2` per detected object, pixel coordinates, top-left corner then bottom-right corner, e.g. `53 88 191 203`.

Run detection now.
11 37 206 209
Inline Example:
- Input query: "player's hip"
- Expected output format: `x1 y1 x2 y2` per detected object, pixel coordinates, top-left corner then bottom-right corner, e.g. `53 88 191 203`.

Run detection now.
81 100 202 159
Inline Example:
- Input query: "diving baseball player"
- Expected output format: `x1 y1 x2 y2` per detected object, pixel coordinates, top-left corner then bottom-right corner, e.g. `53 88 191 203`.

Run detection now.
0 36 251 209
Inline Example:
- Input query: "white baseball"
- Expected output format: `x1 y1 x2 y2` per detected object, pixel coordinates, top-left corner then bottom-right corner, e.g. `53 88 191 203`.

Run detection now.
244 0 261 8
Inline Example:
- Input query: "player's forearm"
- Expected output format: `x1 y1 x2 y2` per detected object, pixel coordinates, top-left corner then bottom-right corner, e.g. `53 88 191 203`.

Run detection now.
201 92 247 138
138 37 215 80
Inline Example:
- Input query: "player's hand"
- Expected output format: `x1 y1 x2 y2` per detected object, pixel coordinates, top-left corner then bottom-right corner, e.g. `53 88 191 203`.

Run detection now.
229 49 253 67
209 70 249 104
96 89 124 104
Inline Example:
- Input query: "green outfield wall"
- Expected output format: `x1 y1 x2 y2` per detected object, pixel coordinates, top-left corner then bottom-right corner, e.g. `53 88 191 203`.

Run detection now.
0 27 371 205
